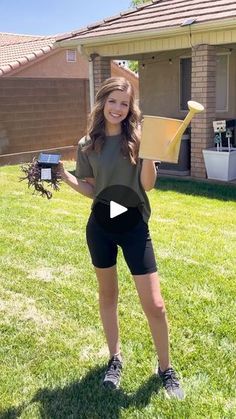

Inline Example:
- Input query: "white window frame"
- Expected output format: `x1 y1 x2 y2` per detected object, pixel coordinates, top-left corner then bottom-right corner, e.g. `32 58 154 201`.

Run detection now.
216 52 229 113
66 49 77 63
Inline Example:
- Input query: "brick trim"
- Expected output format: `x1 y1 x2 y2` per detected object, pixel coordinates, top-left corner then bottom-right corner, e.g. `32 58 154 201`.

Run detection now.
191 44 216 178
93 56 111 96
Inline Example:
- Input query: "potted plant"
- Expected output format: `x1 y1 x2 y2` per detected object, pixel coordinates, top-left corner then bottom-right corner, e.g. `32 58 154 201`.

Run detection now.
202 120 236 181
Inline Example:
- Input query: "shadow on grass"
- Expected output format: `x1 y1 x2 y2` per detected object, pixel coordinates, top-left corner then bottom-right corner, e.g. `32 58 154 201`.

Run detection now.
0 366 162 419
68 169 236 202
155 176 236 202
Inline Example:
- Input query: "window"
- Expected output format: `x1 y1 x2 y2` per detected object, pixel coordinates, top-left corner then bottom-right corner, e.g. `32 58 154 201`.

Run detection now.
66 49 77 62
216 54 229 112
179 55 229 112
180 57 192 111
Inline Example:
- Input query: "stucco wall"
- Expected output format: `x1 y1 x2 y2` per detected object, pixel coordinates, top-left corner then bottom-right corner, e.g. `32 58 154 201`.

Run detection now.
14 49 89 79
139 48 236 120
11 51 139 97
139 51 187 119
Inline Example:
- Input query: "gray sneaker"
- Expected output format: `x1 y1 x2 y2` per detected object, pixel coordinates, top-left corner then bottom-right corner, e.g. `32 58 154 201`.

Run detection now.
157 366 184 400
103 355 123 389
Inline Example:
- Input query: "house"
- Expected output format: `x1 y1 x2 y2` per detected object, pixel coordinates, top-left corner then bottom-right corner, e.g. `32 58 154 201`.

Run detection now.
0 32 89 78
0 32 138 165
56 0 236 179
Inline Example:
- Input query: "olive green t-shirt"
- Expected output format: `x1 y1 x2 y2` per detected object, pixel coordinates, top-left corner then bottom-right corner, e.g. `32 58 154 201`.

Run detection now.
75 134 152 224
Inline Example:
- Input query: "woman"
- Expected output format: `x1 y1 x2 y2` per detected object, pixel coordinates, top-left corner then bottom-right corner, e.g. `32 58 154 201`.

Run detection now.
59 77 184 399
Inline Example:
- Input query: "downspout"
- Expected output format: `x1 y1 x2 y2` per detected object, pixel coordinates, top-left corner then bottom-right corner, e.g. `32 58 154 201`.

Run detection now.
88 56 94 110
88 53 99 111
76 46 95 111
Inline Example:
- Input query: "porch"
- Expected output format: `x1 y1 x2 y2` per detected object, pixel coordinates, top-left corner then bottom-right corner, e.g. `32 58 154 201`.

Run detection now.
88 41 236 180
57 0 236 182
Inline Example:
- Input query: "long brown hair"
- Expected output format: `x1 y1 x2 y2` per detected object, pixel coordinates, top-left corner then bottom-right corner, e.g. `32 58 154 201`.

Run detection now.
84 77 141 165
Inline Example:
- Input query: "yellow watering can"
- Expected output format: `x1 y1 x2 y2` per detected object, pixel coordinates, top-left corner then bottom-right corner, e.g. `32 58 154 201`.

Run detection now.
139 100 204 163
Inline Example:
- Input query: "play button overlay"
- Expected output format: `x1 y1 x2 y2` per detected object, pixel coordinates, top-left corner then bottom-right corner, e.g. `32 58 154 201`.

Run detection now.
110 201 127 219
93 185 143 233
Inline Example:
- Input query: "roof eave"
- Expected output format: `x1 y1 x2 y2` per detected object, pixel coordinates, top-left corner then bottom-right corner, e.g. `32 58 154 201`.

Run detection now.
57 18 236 49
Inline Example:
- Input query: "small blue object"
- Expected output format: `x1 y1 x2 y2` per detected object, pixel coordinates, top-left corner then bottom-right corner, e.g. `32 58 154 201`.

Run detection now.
38 153 61 165
214 134 221 144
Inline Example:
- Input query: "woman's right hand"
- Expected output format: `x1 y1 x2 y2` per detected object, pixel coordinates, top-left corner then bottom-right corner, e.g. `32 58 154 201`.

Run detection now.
56 162 94 199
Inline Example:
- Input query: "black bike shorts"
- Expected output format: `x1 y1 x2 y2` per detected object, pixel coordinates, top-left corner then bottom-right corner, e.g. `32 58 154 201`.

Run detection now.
86 212 157 275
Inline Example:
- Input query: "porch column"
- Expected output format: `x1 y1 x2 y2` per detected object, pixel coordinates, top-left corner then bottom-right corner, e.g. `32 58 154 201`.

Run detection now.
191 44 216 178
93 56 111 97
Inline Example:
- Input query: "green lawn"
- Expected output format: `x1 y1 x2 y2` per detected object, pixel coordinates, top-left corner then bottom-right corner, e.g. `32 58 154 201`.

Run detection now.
0 163 236 419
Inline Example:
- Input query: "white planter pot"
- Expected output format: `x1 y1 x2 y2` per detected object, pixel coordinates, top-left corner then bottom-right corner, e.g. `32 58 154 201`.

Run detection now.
202 147 236 181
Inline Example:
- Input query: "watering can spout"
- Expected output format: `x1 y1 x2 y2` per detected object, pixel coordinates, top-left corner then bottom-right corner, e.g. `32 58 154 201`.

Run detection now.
139 100 204 163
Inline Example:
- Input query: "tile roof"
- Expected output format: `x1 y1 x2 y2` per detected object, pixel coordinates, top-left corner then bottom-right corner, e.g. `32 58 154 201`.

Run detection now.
58 0 236 43
0 32 57 76
0 32 138 81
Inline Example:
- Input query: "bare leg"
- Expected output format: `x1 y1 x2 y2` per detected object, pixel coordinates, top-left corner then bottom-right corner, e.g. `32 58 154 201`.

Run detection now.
94 265 120 357
133 271 170 372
